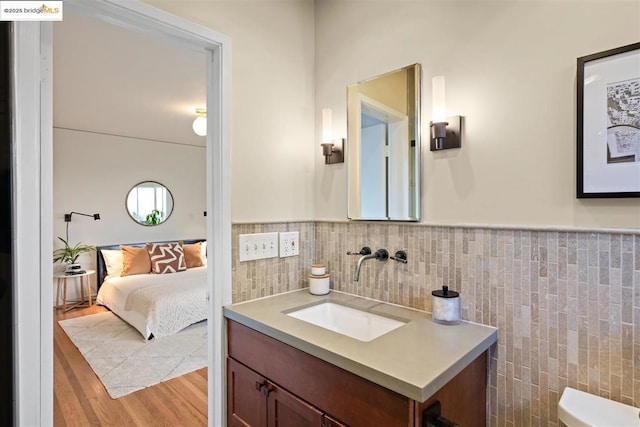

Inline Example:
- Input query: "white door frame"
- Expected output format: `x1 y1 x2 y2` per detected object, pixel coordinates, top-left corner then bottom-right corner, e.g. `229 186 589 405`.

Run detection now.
12 1 232 425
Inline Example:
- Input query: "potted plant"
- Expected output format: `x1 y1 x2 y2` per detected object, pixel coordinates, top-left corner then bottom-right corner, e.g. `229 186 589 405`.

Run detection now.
145 209 163 225
53 236 95 273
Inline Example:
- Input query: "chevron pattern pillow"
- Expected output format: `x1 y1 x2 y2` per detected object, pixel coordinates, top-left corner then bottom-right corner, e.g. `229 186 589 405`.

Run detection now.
146 241 187 274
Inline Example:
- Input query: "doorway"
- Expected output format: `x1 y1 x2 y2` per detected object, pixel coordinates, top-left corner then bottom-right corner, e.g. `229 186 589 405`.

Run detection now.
12 1 232 425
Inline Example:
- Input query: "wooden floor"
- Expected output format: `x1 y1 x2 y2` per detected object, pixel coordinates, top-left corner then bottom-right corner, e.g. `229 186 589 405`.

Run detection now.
54 305 208 426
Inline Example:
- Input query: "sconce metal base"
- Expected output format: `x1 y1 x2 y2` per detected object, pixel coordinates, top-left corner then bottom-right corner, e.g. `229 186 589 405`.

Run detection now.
430 116 462 151
323 138 345 164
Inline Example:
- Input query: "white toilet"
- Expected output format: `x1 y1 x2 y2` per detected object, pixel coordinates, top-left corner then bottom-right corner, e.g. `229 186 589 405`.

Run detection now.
558 387 640 426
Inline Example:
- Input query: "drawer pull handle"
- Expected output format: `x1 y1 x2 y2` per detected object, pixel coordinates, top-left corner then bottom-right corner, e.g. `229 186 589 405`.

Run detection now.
262 383 274 397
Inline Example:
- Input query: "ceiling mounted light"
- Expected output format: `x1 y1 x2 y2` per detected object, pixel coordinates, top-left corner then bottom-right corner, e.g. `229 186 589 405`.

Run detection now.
192 108 207 136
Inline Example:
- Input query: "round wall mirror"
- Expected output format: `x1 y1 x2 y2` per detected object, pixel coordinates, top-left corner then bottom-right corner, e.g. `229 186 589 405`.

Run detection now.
126 181 174 226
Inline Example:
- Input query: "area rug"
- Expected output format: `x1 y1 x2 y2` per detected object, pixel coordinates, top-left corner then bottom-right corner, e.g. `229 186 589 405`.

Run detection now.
59 311 207 399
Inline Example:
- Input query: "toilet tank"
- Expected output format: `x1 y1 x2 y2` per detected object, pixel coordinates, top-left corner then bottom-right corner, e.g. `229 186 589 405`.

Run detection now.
559 387 639 427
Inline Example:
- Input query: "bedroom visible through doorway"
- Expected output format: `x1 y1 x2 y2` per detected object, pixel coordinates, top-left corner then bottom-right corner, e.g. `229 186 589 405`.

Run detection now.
9 0 232 424
51 9 209 425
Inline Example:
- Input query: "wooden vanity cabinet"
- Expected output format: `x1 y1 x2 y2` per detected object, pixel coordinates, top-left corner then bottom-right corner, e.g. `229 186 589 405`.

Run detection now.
228 358 266 426
228 358 324 427
227 320 487 427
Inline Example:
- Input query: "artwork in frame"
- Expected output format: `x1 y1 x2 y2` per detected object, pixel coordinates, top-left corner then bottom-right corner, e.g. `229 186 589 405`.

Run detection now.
577 42 640 198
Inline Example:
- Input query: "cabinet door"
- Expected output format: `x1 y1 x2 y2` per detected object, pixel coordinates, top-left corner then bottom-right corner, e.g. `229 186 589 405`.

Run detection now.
267 380 324 427
322 414 348 427
228 358 268 427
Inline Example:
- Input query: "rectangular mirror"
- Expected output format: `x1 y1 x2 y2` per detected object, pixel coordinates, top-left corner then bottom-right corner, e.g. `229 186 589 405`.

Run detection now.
347 64 421 221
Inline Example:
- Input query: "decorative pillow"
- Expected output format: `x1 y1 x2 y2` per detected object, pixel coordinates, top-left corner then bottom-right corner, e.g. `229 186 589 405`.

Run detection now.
146 241 186 274
184 242 204 268
121 245 151 276
101 249 123 277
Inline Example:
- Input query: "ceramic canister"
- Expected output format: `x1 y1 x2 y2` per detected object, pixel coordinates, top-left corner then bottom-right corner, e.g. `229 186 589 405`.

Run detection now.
311 263 326 276
431 285 460 325
309 273 330 295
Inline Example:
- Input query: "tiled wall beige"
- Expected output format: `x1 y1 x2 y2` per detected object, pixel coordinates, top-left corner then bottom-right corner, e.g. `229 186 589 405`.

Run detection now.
232 222 315 303
234 220 640 426
314 221 640 426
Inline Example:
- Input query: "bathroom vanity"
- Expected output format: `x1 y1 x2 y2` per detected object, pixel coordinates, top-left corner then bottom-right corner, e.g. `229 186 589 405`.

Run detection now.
224 290 498 426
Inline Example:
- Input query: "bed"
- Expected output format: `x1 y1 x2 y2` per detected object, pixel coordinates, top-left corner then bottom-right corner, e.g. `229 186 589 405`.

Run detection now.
96 239 207 340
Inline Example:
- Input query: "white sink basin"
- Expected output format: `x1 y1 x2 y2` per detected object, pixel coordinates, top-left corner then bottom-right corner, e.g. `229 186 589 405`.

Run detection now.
286 302 406 342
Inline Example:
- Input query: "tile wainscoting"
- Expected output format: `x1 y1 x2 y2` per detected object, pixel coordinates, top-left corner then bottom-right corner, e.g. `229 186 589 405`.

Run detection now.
232 222 315 303
233 220 640 426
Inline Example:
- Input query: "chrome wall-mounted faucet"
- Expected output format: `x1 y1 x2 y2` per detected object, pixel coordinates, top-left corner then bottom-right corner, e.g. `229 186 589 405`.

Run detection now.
353 248 388 282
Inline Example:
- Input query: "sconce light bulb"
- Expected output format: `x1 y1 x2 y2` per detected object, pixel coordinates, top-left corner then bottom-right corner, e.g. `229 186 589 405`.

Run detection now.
432 75 446 123
322 107 333 144
193 108 207 136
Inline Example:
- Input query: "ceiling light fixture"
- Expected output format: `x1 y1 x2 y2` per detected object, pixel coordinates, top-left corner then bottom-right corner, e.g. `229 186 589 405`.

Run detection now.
192 107 207 136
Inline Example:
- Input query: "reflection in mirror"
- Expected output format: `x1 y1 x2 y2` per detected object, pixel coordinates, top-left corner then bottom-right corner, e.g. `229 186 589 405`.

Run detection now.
347 64 421 221
126 181 174 226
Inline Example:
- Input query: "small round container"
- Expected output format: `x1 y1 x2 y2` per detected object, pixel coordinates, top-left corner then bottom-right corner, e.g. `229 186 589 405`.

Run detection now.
311 263 326 276
431 285 460 325
309 273 330 295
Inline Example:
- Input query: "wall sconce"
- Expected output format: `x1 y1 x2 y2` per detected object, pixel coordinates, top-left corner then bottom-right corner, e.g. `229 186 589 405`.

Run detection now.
64 211 100 242
430 76 462 151
192 108 207 136
320 108 345 164
64 212 100 222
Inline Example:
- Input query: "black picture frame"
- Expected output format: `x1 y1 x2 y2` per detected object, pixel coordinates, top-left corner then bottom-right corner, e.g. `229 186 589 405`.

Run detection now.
577 42 640 198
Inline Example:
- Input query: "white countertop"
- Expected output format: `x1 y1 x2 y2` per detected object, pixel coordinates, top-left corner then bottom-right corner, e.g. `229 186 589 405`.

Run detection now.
223 289 498 402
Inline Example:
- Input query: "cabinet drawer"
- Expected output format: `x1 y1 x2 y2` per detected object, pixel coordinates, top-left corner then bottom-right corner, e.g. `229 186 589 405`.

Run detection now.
228 320 414 427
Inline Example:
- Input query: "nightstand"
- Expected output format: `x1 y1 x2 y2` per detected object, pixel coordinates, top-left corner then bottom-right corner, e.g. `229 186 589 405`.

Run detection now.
54 269 96 312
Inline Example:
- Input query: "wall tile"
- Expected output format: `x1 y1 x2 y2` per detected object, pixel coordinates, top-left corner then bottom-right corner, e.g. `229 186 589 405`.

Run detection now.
312 222 639 425
233 221 639 425
232 222 314 303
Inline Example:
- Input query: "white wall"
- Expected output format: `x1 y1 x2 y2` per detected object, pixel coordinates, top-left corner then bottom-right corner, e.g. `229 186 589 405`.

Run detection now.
143 0 317 222
315 0 640 229
53 128 206 277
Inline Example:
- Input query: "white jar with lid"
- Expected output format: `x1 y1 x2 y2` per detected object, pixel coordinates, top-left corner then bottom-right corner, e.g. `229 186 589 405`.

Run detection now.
309 273 330 295
431 285 460 325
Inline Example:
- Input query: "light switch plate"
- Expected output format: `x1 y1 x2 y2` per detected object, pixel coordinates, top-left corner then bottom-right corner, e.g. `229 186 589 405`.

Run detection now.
279 231 299 258
239 232 279 262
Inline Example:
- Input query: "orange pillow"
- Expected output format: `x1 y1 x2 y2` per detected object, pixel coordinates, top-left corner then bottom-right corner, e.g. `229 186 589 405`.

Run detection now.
184 242 204 268
121 245 151 276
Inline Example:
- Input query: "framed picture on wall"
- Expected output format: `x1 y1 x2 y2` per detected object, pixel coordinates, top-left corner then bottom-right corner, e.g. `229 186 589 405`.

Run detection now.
577 42 640 198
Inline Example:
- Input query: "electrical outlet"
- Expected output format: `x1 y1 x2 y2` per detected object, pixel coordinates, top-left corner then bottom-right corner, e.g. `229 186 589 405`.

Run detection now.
238 232 279 262
279 231 300 258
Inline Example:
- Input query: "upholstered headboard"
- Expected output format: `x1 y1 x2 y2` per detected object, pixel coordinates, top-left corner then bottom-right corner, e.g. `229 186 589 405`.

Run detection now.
96 239 206 288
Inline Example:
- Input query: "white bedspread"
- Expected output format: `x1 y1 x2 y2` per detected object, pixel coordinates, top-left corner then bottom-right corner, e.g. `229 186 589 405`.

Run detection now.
96 266 207 339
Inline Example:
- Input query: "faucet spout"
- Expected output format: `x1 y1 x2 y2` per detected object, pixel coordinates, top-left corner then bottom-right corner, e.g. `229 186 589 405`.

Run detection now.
354 253 377 282
353 248 389 282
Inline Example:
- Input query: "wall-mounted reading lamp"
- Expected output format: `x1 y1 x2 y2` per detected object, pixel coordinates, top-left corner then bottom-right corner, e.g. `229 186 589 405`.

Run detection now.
192 108 207 136
64 211 100 242
320 108 345 164
430 76 462 151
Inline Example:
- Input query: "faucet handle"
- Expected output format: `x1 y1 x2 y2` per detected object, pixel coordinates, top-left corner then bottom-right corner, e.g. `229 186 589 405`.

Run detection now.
390 250 408 264
374 248 389 261
347 246 372 256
